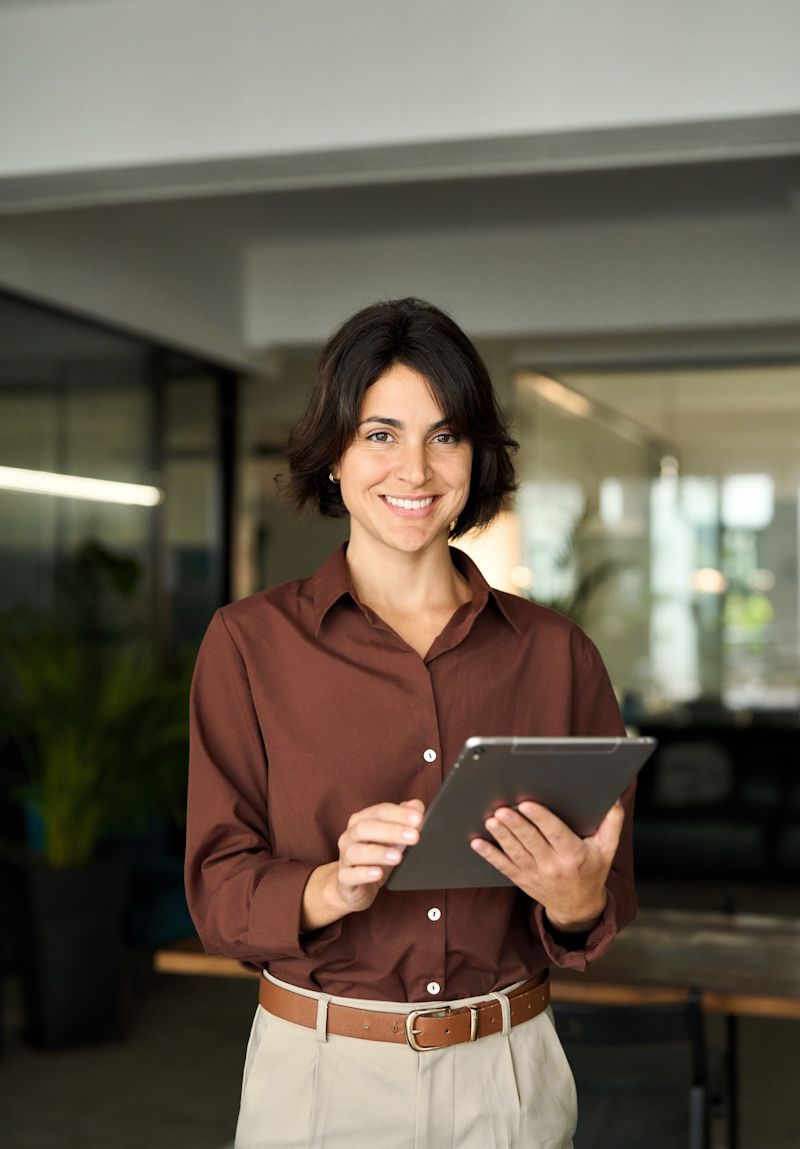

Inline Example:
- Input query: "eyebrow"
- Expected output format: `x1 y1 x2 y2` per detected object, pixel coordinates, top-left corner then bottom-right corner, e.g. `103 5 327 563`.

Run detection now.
358 417 451 432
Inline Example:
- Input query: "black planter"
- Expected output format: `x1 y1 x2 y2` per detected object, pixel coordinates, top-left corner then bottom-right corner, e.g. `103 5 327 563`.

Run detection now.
14 856 129 1049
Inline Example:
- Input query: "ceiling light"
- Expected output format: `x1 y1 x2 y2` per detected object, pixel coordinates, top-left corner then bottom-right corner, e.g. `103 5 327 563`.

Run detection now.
0 466 164 507
692 567 728 595
516 371 672 462
519 373 594 417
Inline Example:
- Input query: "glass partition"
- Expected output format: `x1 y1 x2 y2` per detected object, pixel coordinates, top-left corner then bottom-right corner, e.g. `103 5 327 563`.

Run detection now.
498 364 800 718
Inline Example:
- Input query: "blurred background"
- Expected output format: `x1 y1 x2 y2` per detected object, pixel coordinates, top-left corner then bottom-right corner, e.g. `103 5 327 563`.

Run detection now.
0 2 799 1147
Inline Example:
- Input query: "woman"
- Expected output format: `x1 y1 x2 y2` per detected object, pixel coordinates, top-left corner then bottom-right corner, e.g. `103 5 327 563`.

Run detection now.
185 298 635 1149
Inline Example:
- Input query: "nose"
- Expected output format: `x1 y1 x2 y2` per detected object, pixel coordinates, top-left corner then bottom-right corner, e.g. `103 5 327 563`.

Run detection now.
395 440 431 487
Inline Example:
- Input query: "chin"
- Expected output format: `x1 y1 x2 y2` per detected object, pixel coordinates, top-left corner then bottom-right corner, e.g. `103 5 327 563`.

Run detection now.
387 526 448 553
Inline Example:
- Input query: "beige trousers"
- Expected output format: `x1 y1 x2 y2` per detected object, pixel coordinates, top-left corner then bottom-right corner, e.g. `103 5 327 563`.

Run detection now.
234 972 576 1149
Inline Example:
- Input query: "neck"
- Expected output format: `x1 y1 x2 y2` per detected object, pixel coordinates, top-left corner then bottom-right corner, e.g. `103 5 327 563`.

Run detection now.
345 535 470 615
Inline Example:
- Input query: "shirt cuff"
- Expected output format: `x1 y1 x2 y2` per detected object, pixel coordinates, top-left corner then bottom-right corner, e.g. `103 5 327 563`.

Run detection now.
534 888 619 972
247 859 340 960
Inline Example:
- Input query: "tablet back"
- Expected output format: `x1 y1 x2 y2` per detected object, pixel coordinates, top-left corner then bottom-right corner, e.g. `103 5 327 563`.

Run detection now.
387 736 655 891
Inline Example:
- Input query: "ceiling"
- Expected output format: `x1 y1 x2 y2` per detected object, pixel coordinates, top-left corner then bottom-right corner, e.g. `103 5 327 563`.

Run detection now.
4 153 800 246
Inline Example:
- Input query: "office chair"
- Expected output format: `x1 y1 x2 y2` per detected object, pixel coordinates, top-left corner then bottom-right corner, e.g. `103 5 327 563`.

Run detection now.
553 991 711 1149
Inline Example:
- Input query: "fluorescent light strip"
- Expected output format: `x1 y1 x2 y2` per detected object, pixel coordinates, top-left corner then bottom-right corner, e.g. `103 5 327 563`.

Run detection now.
0 466 163 507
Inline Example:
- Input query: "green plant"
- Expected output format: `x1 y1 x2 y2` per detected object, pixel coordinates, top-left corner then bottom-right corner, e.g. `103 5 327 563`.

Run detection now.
527 505 629 627
0 621 189 868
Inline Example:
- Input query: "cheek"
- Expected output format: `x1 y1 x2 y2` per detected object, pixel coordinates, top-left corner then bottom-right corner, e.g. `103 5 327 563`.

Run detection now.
451 452 473 494
339 453 389 496
443 470 472 516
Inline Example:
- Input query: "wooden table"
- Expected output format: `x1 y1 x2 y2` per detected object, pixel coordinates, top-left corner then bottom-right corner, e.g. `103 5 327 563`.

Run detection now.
155 908 800 1149
549 908 800 1019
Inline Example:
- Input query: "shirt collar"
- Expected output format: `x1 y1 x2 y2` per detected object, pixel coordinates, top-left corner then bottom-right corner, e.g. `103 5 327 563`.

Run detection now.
310 544 355 635
446 546 521 637
310 543 520 636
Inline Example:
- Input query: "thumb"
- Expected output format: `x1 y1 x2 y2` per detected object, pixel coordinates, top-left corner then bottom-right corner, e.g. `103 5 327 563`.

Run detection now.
594 800 625 856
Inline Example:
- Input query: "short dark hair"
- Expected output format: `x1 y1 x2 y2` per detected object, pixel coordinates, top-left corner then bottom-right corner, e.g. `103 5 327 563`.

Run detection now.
285 297 518 538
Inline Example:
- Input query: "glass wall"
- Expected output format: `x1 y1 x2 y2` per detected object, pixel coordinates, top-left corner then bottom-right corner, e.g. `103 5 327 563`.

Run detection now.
503 364 800 720
0 293 233 656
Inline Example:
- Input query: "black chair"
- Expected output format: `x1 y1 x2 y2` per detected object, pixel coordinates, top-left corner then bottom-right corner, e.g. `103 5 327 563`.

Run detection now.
634 739 770 880
553 992 712 1149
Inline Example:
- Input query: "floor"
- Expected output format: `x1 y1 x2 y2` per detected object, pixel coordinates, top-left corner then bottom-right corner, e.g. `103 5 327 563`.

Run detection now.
1 882 799 1149
0 971 253 1149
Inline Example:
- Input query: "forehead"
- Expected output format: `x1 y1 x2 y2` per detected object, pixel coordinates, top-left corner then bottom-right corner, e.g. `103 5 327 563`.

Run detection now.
360 364 443 419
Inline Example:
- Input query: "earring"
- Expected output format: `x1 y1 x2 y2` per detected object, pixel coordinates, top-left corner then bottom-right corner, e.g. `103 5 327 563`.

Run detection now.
328 472 339 483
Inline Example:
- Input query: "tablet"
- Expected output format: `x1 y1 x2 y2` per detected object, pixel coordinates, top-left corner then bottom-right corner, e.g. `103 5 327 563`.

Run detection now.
386 736 656 891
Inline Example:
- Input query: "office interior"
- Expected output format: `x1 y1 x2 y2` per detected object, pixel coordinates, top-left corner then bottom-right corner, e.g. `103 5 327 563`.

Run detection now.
1 3 800 1147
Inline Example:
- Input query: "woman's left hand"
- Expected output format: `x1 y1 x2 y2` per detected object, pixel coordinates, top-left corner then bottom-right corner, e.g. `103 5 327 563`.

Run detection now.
470 800 625 933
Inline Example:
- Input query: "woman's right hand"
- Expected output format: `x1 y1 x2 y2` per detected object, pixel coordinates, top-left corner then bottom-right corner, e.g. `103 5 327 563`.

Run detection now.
301 799 424 929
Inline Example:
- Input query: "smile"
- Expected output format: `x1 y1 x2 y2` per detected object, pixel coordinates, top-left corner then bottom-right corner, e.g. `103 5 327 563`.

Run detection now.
383 495 436 510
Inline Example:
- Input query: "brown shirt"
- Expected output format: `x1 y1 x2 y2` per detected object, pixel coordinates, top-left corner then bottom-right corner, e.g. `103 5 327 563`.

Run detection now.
185 544 635 1002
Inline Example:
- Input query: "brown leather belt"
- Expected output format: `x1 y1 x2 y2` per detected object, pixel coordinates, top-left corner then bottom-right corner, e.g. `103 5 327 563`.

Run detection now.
258 971 549 1052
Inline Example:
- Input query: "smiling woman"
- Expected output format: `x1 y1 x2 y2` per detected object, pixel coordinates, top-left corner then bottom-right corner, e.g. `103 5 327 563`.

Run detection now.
185 298 636 1149
335 364 473 561
284 297 518 532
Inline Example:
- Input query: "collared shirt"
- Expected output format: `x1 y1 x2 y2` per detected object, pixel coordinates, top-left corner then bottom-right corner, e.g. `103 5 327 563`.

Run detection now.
185 544 635 1003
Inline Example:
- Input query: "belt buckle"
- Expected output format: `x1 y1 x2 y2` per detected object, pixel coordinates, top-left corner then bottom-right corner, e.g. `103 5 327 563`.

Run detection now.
405 1004 479 1051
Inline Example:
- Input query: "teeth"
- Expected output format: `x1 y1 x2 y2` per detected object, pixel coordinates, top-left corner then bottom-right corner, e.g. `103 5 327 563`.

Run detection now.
385 495 434 510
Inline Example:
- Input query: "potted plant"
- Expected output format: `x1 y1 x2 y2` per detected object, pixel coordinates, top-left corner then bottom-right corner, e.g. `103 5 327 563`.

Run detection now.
0 620 189 1048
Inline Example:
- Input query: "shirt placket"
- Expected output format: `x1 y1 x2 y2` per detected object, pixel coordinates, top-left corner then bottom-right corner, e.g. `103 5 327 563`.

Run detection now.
413 662 448 1002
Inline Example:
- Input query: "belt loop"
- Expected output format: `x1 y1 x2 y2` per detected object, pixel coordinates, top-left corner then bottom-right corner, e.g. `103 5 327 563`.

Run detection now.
489 991 512 1037
315 994 332 1043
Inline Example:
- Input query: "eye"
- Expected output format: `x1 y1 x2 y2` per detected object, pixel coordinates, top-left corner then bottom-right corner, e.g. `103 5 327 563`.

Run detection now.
431 431 459 445
366 429 395 443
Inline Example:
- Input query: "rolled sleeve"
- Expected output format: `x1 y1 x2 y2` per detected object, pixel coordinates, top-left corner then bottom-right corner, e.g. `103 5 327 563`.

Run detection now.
534 888 620 971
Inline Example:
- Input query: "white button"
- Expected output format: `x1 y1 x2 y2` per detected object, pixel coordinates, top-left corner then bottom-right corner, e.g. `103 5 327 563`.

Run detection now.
427 907 441 922
423 748 437 763
426 980 441 996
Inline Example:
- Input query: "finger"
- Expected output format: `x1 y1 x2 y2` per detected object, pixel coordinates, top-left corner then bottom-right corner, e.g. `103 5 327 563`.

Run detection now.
348 802 423 828
401 798 425 814
341 842 406 869
477 815 538 874
515 802 579 851
337 864 386 888
470 835 518 880
490 807 548 859
344 818 420 848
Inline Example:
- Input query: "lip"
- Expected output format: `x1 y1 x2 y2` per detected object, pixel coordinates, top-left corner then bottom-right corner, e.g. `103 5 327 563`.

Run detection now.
380 494 440 519
382 494 439 501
